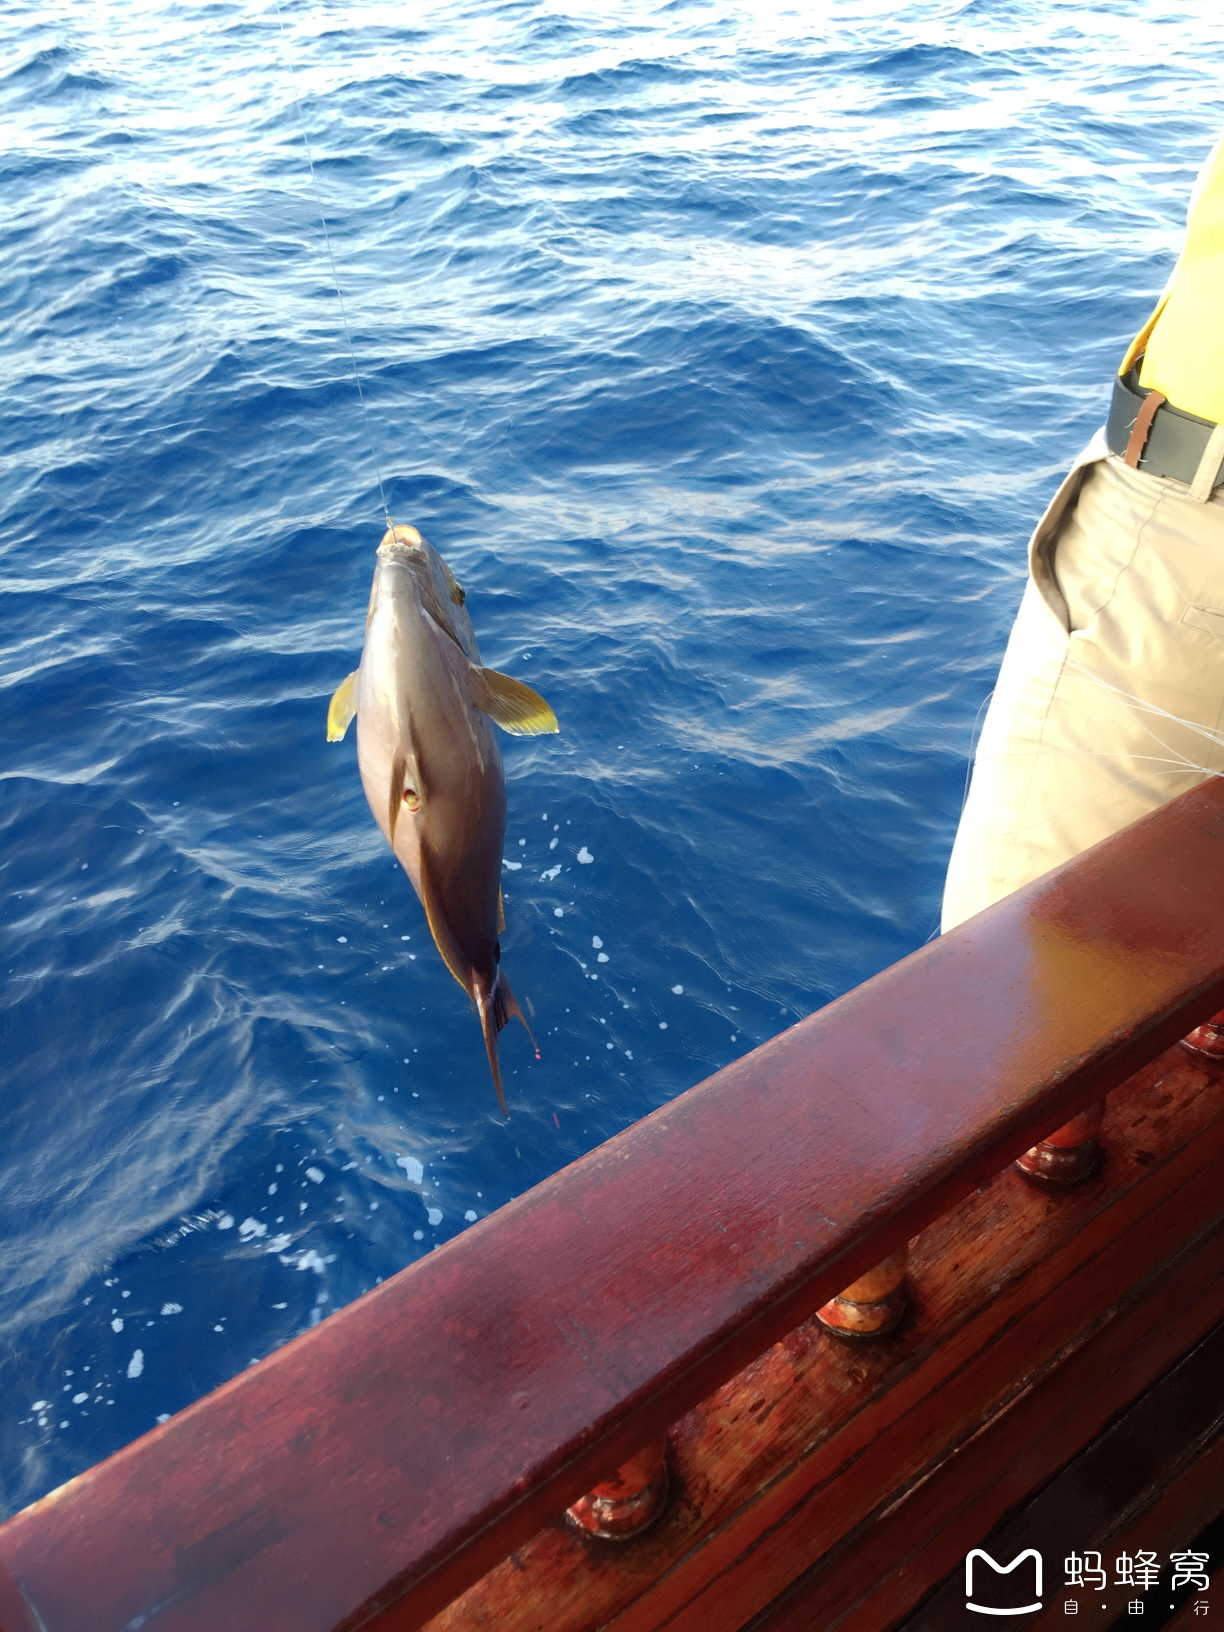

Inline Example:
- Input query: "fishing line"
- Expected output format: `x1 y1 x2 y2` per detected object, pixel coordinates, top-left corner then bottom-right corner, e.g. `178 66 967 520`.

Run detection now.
269 0 392 530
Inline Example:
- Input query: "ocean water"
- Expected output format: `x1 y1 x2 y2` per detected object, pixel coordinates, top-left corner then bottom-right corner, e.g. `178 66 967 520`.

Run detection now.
2 0 1222 1515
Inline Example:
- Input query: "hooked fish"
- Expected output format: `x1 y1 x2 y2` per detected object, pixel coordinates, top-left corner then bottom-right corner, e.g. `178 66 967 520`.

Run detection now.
327 523 559 1114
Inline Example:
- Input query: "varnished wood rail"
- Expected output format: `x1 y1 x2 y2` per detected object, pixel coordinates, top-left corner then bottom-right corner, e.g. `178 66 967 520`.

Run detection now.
5 780 1224 1631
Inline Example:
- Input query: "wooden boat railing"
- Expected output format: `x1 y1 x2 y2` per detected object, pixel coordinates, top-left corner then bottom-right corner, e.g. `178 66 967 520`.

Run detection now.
4 780 1224 1630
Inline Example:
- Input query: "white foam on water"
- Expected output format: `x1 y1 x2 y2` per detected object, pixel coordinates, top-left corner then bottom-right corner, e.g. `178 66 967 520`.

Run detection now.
426 1206 443 1225
160 1303 182 1316
671 984 684 995
126 1350 144 1380
111 1318 123 1333
502 858 523 871
397 1155 424 1184
592 936 603 949
541 865 561 881
239 1217 267 1240
286 1249 330 1275
577 847 594 864
216 1214 234 1230
305 1167 324 1184
464 1209 478 1222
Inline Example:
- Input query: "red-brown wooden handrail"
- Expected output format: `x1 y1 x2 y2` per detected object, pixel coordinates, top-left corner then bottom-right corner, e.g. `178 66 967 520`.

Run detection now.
6 780 1224 1631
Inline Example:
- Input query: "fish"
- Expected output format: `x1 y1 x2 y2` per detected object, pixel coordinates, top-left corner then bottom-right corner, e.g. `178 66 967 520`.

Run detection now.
327 522 559 1115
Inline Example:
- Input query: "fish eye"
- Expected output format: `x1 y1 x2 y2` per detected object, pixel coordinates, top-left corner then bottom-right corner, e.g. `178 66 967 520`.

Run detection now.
402 788 421 812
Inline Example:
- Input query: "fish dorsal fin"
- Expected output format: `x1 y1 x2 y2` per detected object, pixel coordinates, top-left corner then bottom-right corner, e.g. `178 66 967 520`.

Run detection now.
468 666 559 736
415 844 469 994
326 671 359 741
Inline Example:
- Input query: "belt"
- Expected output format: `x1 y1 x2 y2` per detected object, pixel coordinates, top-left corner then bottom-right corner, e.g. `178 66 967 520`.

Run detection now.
1106 364 1224 491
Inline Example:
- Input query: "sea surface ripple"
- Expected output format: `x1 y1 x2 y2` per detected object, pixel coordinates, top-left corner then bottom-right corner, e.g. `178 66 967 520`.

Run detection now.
1 0 1222 1512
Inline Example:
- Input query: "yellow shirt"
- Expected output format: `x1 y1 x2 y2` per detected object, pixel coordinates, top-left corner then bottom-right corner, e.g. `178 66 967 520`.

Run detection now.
1120 137 1224 423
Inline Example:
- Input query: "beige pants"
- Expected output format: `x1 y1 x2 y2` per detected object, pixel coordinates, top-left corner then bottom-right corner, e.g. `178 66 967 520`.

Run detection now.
942 438 1224 931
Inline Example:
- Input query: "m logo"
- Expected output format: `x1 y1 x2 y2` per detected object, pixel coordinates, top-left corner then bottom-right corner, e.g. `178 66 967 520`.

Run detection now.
964 1549 1044 1616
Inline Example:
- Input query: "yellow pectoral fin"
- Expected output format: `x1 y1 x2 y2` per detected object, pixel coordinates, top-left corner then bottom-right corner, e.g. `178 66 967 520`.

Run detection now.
326 671 359 741
470 666 559 736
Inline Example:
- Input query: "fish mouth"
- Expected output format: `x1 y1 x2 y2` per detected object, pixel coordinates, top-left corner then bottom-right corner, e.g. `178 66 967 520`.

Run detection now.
378 523 424 554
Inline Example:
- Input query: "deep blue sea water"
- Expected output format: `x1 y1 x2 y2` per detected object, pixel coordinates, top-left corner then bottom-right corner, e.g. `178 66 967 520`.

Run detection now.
2 0 1223 1516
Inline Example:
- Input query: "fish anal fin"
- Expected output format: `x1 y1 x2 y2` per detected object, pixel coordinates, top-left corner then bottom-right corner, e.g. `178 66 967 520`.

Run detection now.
326 671 359 741
469 666 559 736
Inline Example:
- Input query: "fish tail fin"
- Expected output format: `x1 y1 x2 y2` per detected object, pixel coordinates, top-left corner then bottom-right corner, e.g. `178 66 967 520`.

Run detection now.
473 975 541 1120
474 984 510 1120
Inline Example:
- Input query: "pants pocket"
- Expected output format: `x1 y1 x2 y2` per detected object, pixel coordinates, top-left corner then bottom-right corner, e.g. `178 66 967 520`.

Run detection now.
1182 602 1224 638
1026 457 1103 635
